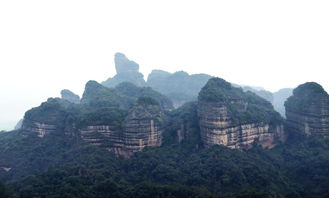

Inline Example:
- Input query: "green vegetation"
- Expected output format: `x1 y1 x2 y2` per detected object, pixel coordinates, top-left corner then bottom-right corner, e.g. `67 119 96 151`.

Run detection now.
2 101 329 197
199 78 283 125
285 82 328 112
23 81 171 129
1 128 329 197
24 98 78 125
1 77 329 197
0 182 17 198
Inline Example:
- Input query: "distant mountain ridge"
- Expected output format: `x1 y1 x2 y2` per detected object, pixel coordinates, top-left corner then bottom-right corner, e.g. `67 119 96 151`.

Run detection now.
0 52 328 197
102 53 292 114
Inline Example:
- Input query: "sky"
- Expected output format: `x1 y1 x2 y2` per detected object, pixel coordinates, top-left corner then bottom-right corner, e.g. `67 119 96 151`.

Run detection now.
0 0 328 130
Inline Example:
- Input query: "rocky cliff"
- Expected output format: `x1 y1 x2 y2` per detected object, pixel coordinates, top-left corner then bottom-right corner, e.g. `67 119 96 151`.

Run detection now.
21 120 57 138
21 82 167 158
198 78 285 149
79 97 163 157
103 53 146 87
285 82 329 137
21 98 78 137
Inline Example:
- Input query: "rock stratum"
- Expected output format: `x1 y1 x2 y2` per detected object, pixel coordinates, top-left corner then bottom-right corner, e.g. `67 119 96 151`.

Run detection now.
198 78 285 149
80 100 163 158
285 82 329 137
21 82 168 158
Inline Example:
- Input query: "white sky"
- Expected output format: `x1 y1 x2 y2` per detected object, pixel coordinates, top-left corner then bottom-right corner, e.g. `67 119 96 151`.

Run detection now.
1 0 328 130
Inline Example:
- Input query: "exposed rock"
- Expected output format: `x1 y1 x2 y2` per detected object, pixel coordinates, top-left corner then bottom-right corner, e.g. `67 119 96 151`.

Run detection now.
21 120 57 138
21 82 168 157
21 98 78 137
285 82 329 137
103 53 211 106
61 89 80 104
79 125 125 155
121 102 163 157
1 167 11 172
198 78 285 149
177 124 185 143
103 53 146 87
79 97 164 158
115 52 139 74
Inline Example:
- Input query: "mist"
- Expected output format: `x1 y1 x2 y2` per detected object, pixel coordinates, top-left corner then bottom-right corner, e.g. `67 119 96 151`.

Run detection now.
1 0 328 130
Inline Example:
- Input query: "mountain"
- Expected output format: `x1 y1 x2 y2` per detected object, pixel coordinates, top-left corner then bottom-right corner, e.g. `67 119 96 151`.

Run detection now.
147 70 212 107
272 88 293 117
198 78 285 149
80 96 165 158
1 56 329 197
241 86 274 103
102 53 146 87
103 52 281 109
19 81 172 158
61 89 80 104
285 82 329 137
102 53 212 107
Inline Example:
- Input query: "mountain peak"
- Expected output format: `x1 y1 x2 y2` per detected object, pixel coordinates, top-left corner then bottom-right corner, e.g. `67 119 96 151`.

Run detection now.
114 52 139 74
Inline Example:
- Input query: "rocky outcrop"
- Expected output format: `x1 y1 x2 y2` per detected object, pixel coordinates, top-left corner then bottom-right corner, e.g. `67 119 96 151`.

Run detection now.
121 100 163 156
21 120 57 138
61 89 80 104
198 78 285 149
285 82 329 137
115 52 139 74
21 98 77 138
80 97 164 158
79 125 126 155
198 102 284 149
103 53 146 87
103 53 212 107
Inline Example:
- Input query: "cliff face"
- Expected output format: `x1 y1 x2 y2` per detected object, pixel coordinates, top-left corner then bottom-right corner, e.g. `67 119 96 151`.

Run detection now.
121 103 163 157
198 78 285 149
21 98 77 138
21 120 57 138
79 100 163 157
21 82 167 157
285 82 329 137
198 102 284 149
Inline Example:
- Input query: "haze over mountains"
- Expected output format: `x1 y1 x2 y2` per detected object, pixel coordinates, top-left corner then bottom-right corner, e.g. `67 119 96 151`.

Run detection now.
2 52 327 131
0 52 329 197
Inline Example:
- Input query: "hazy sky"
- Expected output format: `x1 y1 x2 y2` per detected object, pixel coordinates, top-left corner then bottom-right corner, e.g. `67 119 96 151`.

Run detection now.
1 0 328 130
